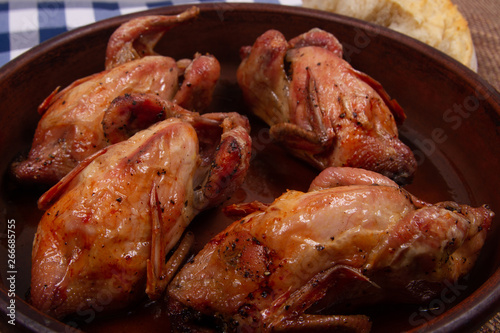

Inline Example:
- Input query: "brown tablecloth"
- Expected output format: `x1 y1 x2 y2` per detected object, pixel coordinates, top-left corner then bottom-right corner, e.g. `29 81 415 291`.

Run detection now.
454 0 500 92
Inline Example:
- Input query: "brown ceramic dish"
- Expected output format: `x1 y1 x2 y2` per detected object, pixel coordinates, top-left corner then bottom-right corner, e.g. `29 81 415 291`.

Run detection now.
0 3 499 333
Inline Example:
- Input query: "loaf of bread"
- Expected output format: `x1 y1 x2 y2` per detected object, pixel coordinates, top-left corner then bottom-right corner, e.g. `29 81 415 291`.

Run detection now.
302 0 476 70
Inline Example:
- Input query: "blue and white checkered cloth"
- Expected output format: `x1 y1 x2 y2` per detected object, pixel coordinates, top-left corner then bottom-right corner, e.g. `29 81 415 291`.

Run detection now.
0 0 301 67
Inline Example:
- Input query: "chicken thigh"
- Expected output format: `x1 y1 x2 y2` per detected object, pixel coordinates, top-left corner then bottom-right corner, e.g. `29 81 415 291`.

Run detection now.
12 7 220 184
237 28 416 184
168 167 493 332
30 109 252 319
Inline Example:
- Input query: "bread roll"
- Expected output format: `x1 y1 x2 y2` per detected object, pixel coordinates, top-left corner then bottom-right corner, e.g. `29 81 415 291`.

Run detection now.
303 0 477 70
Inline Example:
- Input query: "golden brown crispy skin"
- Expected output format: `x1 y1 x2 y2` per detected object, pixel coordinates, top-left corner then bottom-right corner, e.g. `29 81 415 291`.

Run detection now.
168 167 493 332
30 111 252 319
237 28 416 185
12 8 220 184
13 57 179 184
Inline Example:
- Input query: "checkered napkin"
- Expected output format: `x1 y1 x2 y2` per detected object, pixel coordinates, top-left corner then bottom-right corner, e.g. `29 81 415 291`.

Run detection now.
0 0 301 67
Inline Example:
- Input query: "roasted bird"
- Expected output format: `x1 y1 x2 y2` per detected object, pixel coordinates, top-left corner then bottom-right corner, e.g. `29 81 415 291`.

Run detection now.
30 108 252 319
168 167 494 332
12 7 221 184
237 28 417 185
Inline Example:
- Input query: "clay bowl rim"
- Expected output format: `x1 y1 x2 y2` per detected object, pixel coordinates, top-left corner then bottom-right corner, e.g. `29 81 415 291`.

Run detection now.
0 3 499 333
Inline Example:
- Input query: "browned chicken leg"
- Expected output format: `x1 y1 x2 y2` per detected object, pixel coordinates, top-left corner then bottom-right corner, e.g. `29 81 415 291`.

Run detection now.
30 108 252 319
237 28 416 184
167 167 493 332
12 7 220 184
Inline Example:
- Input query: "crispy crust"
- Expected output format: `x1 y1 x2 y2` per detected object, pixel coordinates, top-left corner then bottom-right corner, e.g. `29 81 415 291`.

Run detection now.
303 0 476 70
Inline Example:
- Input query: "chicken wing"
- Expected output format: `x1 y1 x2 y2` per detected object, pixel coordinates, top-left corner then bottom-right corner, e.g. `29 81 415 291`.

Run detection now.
237 28 416 185
168 167 493 332
30 109 252 319
12 7 220 184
